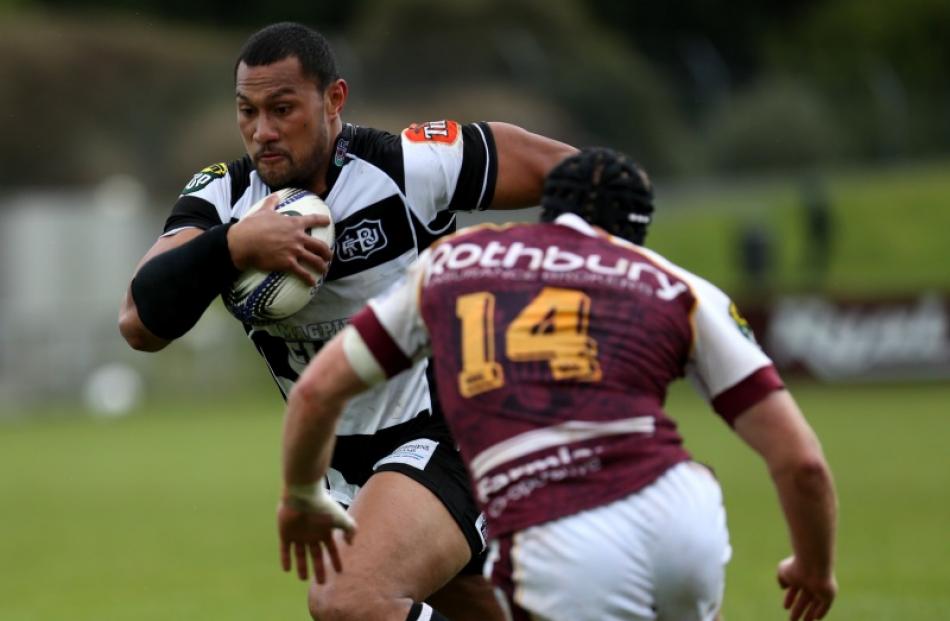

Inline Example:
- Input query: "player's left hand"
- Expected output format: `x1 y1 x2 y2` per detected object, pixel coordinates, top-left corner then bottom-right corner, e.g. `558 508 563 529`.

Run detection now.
278 493 357 583
777 555 837 621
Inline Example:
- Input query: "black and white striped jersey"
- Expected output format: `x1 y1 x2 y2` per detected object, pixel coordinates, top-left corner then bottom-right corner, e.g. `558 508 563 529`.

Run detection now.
163 121 497 472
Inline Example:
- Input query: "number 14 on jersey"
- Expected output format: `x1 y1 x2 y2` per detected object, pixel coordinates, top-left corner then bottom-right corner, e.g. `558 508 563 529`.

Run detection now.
455 287 602 398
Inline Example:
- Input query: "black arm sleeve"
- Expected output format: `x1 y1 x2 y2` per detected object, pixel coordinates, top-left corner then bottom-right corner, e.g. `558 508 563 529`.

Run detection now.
130 224 240 340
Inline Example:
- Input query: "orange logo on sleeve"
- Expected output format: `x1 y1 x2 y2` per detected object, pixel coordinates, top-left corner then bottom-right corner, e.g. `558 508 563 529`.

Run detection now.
403 120 461 145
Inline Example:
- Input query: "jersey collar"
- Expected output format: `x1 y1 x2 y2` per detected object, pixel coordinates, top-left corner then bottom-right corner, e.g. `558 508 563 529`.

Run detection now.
322 123 355 199
554 212 599 237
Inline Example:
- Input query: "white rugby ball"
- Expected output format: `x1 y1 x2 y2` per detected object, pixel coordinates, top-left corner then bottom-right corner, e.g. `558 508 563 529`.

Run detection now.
224 188 335 325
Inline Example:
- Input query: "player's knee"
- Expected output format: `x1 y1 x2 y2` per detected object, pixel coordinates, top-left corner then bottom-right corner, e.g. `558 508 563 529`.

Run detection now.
307 581 346 621
308 580 390 621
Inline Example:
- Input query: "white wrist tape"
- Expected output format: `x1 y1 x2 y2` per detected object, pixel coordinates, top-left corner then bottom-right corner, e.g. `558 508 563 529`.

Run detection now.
284 481 357 532
285 482 330 511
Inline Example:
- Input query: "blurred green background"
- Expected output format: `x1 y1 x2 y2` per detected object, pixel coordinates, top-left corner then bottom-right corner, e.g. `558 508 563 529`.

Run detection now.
1 1 948 619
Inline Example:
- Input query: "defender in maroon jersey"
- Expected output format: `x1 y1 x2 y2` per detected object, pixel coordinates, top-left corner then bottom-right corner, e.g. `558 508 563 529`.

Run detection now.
279 148 838 621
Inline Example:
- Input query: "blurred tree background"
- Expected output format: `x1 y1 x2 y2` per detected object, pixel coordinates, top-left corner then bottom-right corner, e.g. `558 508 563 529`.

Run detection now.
2 0 949 200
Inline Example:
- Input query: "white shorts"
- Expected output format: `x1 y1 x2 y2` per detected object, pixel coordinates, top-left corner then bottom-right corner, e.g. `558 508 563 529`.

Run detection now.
487 461 732 621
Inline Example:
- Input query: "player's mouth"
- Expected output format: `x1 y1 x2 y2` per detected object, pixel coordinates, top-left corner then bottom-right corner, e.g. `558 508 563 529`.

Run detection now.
256 150 289 164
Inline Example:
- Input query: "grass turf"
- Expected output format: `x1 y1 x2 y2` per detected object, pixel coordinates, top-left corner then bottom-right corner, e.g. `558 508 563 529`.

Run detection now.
2 381 949 620
670 379 950 620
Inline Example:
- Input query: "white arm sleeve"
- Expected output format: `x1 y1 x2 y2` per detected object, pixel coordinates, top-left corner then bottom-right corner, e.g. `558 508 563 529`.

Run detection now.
685 276 774 401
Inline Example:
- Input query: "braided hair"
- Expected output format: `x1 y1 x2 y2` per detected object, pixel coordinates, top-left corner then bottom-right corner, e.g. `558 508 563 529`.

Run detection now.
540 147 655 245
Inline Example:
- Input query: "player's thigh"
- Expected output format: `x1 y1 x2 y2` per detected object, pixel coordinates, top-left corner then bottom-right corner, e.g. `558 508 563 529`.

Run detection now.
488 463 729 621
650 463 730 621
313 471 471 603
489 512 655 621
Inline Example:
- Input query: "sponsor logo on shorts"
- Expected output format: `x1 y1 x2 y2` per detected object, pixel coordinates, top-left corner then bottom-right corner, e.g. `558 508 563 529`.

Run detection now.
374 438 439 471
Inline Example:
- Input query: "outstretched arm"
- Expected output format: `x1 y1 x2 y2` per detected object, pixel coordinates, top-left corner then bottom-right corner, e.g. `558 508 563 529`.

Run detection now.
488 122 577 209
278 333 368 583
734 389 838 621
279 255 429 583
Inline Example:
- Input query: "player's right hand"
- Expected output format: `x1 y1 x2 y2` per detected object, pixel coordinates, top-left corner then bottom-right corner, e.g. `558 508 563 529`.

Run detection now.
228 193 333 285
278 491 357 584
777 555 837 621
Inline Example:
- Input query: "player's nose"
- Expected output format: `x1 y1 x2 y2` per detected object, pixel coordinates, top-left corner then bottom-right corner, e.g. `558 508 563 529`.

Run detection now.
254 114 279 143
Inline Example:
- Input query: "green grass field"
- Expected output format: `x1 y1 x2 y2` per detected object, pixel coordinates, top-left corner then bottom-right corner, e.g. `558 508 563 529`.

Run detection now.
2 381 948 620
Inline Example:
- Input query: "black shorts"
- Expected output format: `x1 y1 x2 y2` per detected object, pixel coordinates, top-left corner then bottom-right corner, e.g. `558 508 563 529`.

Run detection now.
330 411 487 574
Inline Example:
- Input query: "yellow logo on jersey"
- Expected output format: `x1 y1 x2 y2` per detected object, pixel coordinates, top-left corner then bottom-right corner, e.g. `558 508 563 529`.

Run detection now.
201 162 228 176
729 302 757 343
182 162 227 195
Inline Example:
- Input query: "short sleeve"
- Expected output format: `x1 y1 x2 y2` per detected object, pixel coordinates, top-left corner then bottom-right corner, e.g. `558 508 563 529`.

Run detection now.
686 276 784 424
162 162 234 235
401 121 497 222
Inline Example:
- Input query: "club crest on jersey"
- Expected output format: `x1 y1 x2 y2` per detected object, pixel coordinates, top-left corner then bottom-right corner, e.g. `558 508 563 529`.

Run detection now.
334 138 349 167
403 120 460 145
181 162 227 195
336 219 388 262
729 302 757 343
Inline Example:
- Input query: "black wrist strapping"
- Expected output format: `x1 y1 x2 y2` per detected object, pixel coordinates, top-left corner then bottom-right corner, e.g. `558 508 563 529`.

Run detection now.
131 224 240 340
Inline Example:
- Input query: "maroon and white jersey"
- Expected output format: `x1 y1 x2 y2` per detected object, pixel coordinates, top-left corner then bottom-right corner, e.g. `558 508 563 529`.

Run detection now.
342 213 783 536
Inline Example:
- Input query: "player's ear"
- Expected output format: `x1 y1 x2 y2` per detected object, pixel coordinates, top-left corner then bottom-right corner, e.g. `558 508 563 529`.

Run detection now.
325 79 348 116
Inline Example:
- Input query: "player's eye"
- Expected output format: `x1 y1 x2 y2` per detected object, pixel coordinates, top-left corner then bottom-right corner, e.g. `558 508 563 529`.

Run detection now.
238 106 255 117
274 104 292 116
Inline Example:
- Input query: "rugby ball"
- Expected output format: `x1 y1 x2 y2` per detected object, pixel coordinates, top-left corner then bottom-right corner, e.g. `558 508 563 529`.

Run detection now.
224 188 335 325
